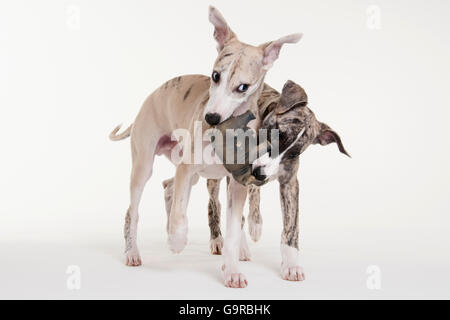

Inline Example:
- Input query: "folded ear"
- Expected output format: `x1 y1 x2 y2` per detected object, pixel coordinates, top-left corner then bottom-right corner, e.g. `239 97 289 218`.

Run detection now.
277 80 308 114
209 6 236 51
314 123 351 157
260 33 302 70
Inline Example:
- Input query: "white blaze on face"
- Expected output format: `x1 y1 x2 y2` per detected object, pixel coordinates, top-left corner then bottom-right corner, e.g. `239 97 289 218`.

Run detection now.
204 60 235 120
252 128 306 180
252 152 281 179
204 58 263 122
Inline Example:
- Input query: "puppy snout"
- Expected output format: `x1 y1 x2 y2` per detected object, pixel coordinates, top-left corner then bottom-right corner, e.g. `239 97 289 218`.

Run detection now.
252 166 267 181
205 113 221 126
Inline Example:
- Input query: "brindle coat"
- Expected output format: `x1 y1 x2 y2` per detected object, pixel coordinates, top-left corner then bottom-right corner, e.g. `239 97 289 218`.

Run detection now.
110 6 304 287
164 81 349 266
205 81 349 256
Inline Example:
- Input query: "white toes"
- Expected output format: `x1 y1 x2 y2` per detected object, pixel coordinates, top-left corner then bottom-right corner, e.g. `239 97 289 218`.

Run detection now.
210 236 224 255
280 244 304 281
168 225 188 253
223 266 248 288
281 265 305 281
125 250 142 266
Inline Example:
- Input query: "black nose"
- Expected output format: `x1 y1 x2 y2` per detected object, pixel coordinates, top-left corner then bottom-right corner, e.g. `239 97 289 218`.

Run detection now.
252 166 267 181
205 113 221 126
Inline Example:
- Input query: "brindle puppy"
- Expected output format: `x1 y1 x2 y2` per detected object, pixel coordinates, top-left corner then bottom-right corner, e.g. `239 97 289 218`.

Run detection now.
164 80 349 281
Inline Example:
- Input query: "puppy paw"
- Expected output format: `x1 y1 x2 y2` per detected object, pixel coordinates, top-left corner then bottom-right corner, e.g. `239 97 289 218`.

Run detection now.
210 236 224 255
222 265 248 288
281 265 305 281
125 250 142 266
248 223 262 242
168 226 188 253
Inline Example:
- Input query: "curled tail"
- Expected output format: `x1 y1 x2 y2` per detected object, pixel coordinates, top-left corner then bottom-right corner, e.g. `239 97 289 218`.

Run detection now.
109 124 132 141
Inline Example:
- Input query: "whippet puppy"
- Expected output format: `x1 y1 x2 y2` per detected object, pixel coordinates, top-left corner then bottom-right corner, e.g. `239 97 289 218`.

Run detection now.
212 81 349 281
109 6 302 288
164 81 349 281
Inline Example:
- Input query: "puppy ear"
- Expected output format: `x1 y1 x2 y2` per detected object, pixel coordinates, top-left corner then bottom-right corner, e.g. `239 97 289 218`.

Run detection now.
209 6 236 51
277 80 308 114
314 123 351 157
260 33 303 70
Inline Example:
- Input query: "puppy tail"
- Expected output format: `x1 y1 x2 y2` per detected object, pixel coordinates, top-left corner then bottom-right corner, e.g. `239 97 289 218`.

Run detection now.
109 124 132 141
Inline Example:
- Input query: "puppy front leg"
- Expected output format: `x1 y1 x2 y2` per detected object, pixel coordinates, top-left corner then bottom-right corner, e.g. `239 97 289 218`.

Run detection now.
167 164 194 253
279 161 305 281
223 177 248 288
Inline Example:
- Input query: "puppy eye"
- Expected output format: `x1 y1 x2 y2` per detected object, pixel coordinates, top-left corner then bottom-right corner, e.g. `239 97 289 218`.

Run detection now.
237 84 249 93
212 71 220 83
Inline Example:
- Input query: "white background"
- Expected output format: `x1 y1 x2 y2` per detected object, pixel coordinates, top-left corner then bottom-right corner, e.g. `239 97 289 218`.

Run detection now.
1 0 449 299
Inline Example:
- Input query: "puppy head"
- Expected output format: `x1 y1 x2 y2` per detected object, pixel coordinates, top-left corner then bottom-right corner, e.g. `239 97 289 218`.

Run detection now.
251 81 350 182
276 80 350 158
203 6 303 126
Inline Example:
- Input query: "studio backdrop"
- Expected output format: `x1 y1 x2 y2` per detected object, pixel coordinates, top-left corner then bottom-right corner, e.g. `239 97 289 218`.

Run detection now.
0 0 449 299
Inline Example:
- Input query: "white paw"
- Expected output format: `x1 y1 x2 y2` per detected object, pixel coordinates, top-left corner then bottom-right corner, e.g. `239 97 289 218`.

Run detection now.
248 223 262 242
125 249 142 266
281 265 305 281
210 236 224 255
222 265 248 288
168 225 187 253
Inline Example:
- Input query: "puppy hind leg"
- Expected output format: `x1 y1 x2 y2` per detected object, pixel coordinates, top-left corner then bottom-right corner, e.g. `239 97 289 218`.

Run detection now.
239 215 251 261
207 179 224 255
162 177 175 233
124 150 155 266
167 164 194 253
247 185 262 242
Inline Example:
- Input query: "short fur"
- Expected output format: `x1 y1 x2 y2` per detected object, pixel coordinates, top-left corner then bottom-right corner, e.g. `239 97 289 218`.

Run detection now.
109 7 301 288
164 81 349 281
